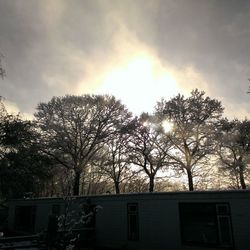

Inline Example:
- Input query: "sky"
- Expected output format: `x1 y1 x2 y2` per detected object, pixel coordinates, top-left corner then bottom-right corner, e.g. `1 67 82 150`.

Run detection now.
0 0 250 119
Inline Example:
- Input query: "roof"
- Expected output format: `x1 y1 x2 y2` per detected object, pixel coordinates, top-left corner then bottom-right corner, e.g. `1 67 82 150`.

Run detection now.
9 189 250 202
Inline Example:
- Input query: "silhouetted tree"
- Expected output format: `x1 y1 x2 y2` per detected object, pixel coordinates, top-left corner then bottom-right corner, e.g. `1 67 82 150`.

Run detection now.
94 128 134 194
35 94 132 195
128 113 172 192
121 174 149 193
217 118 250 189
0 109 52 199
155 89 223 191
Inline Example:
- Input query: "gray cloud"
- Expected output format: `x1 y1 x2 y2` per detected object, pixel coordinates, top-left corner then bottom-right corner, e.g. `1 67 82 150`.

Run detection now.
0 0 250 118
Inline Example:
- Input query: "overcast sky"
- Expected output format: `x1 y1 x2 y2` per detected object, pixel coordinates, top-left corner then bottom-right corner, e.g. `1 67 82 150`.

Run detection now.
0 0 250 119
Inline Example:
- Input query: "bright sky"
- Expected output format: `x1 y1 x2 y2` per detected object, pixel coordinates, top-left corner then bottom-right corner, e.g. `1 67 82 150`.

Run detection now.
95 45 180 115
0 0 250 119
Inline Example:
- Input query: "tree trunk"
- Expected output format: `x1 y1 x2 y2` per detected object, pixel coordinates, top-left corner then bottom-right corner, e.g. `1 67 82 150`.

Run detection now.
114 181 120 194
187 169 194 191
149 176 154 192
239 165 246 190
73 170 81 196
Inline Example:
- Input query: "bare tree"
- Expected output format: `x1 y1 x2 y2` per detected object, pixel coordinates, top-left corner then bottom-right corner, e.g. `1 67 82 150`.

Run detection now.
217 118 250 189
35 94 132 195
128 113 172 192
94 129 134 194
155 89 223 191
121 174 149 193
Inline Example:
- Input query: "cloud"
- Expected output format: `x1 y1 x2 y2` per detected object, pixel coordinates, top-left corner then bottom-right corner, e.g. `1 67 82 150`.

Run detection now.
0 0 250 119
3 99 34 120
72 23 212 114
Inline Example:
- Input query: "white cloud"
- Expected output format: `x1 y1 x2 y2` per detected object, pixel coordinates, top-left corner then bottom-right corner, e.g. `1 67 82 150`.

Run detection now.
73 24 211 115
3 99 34 120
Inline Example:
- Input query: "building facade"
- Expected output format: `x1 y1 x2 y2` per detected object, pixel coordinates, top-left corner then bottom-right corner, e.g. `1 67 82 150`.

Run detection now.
7 190 250 250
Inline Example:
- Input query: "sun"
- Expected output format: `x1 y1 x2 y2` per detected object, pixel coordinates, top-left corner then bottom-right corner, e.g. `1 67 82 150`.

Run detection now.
97 55 179 114
162 120 173 133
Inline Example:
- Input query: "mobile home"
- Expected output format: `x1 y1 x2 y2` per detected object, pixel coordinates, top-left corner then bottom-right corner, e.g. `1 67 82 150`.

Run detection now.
7 190 250 249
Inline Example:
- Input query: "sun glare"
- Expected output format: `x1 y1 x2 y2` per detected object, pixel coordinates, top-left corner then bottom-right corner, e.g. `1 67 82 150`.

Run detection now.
162 120 173 133
97 56 179 114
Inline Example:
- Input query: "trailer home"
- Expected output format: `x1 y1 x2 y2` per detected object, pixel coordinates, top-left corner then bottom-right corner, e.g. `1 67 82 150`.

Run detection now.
7 190 250 249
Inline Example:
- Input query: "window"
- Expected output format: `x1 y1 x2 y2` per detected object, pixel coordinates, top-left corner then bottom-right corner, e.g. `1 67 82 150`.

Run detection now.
127 203 139 240
179 203 233 248
14 205 36 232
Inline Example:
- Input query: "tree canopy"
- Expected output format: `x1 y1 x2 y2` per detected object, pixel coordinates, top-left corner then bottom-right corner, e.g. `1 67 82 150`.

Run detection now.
1 89 250 198
128 113 172 192
35 94 132 195
155 89 224 191
217 118 250 189
0 103 52 199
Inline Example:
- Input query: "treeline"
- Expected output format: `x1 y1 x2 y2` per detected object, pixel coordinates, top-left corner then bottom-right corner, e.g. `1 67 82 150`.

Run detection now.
0 89 249 200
